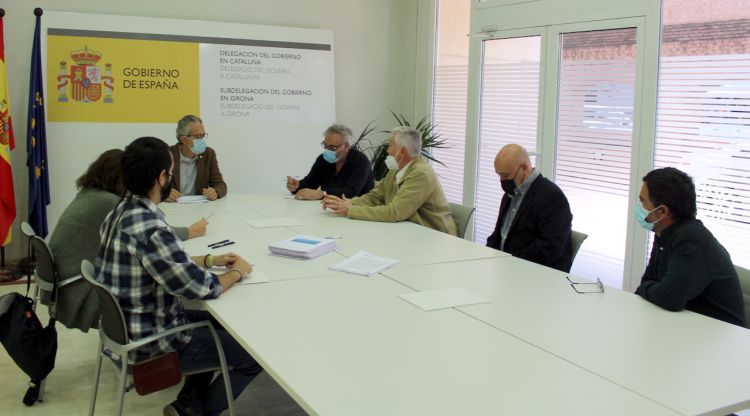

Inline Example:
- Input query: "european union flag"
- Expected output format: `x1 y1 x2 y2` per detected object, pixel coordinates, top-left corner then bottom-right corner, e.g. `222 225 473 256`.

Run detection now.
26 12 50 238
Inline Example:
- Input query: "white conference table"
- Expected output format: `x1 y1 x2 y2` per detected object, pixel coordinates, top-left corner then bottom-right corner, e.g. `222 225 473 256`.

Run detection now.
168 207 349 282
289 219 507 266
203 273 679 416
161 193 750 415
166 193 508 273
383 257 750 416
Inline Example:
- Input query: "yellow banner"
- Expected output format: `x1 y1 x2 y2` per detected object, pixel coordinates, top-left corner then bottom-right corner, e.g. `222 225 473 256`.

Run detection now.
47 35 199 122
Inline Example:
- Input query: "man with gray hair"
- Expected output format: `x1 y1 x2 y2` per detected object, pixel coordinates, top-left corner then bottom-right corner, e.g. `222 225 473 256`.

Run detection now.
287 123 374 200
323 126 457 236
166 115 227 202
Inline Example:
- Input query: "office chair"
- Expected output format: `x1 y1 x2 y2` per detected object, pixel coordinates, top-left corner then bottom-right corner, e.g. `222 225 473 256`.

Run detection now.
449 202 476 240
20 221 83 403
571 230 589 263
81 259 236 416
734 265 750 327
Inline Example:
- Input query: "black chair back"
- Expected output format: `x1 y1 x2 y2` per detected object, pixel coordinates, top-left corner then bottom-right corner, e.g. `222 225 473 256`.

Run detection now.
80 260 129 345
29 236 57 287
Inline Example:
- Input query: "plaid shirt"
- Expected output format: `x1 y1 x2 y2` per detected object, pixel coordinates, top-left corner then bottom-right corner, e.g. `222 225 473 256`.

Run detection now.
95 195 221 362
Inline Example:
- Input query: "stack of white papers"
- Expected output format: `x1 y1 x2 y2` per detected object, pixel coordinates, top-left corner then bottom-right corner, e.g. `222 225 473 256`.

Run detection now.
329 251 400 276
177 195 209 204
268 235 337 259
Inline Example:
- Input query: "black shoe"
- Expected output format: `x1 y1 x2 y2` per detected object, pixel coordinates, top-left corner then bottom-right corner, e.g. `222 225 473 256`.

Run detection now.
22 381 41 406
163 400 191 416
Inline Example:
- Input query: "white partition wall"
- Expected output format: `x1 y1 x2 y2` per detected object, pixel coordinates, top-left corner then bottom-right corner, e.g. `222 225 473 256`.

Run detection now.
39 12 335 233
2 0 421 262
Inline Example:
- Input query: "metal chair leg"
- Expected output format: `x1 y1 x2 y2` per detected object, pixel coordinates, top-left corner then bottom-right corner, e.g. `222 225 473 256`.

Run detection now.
116 363 128 416
208 325 235 416
37 378 46 402
89 345 104 416
32 284 40 310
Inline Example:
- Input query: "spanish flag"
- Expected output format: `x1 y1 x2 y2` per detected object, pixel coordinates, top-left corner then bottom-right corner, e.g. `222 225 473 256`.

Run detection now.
0 14 16 247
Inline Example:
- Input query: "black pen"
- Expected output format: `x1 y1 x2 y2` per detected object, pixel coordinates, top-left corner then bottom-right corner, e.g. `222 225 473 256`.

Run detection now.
212 241 235 248
208 239 229 247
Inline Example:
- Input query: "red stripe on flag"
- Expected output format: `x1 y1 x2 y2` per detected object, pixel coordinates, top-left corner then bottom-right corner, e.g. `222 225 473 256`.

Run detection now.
0 17 5 61
0 157 14 246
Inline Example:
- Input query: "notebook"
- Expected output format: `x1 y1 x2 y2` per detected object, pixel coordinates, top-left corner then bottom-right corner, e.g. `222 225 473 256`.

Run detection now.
268 235 337 259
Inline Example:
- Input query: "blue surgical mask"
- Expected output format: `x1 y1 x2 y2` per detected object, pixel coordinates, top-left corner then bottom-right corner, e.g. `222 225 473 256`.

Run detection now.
322 149 338 164
635 203 663 231
191 138 207 155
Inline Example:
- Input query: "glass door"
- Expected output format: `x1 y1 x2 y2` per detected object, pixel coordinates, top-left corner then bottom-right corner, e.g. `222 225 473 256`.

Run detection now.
550 26 639 288
463 16 650 287
473 35 543 244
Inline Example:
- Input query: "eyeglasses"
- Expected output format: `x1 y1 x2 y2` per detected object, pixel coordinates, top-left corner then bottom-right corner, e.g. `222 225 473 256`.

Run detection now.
321 141 345 151
187 133 208 139
566 276 604 294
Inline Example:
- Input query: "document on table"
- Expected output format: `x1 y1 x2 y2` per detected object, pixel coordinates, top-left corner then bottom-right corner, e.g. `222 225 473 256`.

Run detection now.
210 267 270 285
176 195 209 204
237 268 270 285
246 218 304 228
398 288 490 311
329 251 400 276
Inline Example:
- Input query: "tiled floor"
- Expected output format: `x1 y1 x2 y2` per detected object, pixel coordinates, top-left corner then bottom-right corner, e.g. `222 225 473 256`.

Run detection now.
0 283 307 415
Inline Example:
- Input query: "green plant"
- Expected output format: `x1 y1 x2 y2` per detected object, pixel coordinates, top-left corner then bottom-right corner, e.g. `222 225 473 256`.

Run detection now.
354 112 448 180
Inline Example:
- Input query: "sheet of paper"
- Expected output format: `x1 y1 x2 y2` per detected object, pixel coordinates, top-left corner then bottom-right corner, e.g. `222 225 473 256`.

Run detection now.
237 268 271 285
329 250 399 276
398 288 490 311
246 218 304 228
177 195 209 204
208 267 269 285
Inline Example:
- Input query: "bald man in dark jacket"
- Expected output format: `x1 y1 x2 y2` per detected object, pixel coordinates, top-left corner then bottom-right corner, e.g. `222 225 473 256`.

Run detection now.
486 144 573 272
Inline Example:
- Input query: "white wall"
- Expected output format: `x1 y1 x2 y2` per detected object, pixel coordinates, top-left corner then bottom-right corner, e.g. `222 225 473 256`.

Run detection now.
2 0 422 262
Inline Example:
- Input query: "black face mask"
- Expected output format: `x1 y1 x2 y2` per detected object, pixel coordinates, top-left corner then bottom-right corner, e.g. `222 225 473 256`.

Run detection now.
500 179 517 194
159 174 173 202
500 166 522 194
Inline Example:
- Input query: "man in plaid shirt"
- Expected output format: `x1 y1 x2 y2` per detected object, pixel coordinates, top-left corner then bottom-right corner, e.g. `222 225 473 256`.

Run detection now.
95 137 261 416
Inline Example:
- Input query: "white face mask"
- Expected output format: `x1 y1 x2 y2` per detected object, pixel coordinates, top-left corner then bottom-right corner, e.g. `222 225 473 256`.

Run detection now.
385 155 399 171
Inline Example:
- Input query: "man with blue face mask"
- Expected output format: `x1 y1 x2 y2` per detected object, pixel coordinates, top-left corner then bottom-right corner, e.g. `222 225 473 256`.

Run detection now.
635 167 745 327
286 123 374 200
166 115 227 202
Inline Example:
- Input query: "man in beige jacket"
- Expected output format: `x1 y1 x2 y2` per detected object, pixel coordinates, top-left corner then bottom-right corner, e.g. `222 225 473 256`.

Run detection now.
322 126 457 236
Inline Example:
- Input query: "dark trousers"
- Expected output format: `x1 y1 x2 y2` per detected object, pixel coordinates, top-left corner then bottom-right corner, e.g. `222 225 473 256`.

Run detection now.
179 309 263 415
